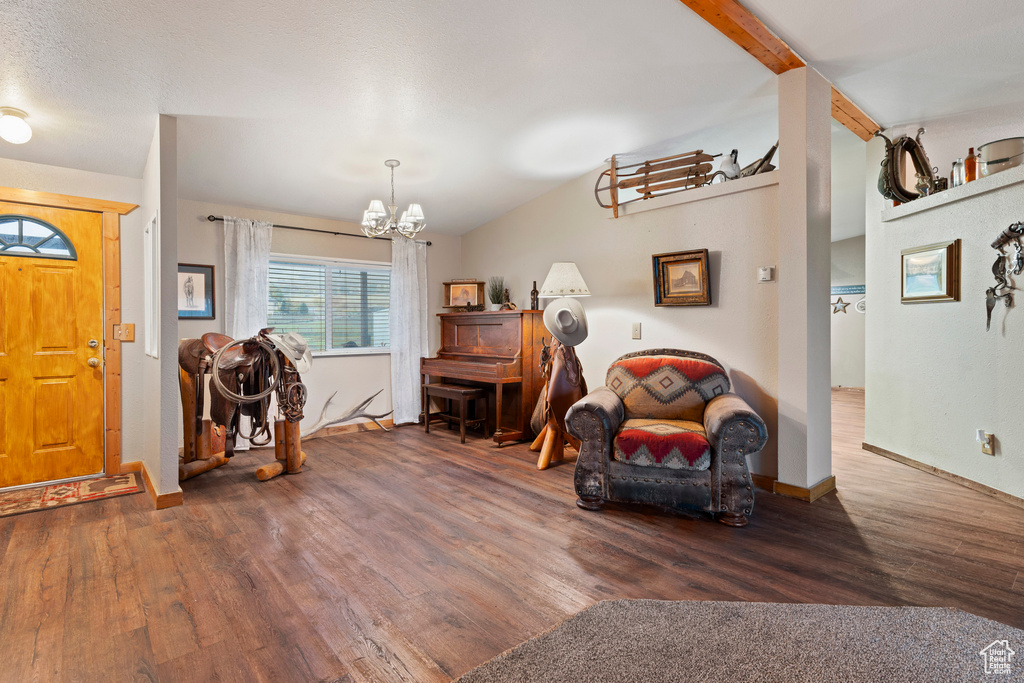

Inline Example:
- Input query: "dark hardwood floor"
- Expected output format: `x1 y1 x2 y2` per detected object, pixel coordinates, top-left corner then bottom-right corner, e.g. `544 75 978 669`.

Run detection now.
2 390 1023 682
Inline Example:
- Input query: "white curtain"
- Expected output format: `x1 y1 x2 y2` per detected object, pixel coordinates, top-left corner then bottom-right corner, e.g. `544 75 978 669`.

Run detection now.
223 216 273 339
223 216 273 451
390 236 429 425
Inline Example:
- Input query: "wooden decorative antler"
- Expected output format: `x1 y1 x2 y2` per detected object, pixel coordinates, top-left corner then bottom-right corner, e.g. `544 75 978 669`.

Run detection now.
303 389 394 438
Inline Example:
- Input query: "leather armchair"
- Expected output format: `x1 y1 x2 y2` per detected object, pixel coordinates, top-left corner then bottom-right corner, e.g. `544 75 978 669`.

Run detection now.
566 349 768 526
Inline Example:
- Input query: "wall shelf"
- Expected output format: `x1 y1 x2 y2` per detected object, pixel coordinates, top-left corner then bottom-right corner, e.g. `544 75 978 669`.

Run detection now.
881 164 1024 223
612 170 778 218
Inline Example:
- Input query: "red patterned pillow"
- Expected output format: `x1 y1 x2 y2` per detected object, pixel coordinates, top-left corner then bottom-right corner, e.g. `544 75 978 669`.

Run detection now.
613 418 711 470
606 355 729 421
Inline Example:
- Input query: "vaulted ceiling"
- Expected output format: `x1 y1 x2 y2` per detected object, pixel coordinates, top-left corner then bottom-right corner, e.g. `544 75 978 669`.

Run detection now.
2 0 1023 234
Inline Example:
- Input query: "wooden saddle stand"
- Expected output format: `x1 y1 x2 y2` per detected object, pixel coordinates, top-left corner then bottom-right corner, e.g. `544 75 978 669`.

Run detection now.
178 328 308 482
530 338 587 470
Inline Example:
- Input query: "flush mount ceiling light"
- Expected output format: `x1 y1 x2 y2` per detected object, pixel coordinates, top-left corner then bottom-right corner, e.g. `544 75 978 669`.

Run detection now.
0 107 32 144
360 159 426 239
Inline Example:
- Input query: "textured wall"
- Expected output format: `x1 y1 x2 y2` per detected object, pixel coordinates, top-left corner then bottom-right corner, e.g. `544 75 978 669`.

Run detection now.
865 101 1024 499
831 126 867 242
139 122 165 491
176 198 462 437
865 158 1024 499
460 168 781 477
831 235 865 387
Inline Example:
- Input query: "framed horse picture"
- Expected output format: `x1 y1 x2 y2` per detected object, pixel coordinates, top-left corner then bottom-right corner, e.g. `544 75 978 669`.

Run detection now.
178 263 215 319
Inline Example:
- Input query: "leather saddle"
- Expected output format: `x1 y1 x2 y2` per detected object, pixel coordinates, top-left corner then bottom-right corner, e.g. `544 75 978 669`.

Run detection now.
545 339 588 434
202 332 261 370
178 329 275 457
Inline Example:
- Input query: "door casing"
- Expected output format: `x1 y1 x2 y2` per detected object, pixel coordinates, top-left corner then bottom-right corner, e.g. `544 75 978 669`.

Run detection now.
0 186 137 482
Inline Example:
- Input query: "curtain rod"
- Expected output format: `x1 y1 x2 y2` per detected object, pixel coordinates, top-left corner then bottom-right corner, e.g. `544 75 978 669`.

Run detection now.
206 215 432 246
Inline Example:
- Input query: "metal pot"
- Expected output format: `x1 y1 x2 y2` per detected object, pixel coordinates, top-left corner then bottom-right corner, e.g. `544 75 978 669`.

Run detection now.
979 137 1024 177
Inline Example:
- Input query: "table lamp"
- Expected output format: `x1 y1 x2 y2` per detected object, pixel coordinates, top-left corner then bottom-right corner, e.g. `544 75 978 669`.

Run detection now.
539 262 590 348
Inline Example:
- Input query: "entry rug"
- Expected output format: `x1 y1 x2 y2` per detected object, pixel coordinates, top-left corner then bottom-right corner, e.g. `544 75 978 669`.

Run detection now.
0 473 142 518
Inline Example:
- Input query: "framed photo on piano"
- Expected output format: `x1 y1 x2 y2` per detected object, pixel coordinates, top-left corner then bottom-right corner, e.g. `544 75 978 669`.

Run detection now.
443 280 486 308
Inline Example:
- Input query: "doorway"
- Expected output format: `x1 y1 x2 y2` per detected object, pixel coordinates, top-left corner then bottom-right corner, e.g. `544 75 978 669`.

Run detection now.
0 190 135 489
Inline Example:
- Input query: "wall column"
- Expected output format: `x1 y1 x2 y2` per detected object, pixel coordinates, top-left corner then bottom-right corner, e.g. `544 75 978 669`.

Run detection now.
157 114 182 502
776 67 834 496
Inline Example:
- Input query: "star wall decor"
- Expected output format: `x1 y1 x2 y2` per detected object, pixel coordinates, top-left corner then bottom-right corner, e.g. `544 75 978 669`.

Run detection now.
832 297 850 314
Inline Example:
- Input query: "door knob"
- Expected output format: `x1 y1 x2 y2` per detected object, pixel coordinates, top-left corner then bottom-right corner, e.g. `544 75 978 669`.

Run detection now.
87 358 101 368
88 339 99 348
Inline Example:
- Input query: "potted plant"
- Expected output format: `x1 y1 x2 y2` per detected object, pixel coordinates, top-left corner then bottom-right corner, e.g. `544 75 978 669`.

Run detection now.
488 277 505 311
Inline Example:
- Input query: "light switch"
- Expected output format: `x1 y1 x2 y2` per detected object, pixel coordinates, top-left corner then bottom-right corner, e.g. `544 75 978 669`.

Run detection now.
631 322 642 340
977 429 995 455
113 323 135 341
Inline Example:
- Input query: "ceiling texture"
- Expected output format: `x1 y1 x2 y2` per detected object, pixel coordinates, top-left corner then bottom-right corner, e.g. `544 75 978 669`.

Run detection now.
2 0 1023 234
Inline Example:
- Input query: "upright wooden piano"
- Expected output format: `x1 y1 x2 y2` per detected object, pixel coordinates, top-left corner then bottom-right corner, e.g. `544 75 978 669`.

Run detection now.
421 310 546 445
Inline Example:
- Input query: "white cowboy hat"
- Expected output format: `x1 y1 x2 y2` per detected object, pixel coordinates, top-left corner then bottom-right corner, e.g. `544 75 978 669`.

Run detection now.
543 296 588 347
267 331 313 373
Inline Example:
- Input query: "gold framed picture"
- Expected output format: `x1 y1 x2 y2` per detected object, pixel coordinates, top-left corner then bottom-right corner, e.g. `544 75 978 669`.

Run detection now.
652 249 711 306
900 239 960 303
443 280 485 308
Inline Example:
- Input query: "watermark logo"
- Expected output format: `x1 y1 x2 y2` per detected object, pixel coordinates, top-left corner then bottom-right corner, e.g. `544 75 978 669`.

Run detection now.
980 640 1015 675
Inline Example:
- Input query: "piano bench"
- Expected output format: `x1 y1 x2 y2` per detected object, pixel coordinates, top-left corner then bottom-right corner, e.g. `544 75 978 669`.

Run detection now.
423 383 489 445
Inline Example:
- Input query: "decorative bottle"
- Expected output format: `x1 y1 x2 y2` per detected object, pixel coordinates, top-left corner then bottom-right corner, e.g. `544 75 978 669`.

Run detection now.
951 158 966 188
965 148 979 182
530 281 539 310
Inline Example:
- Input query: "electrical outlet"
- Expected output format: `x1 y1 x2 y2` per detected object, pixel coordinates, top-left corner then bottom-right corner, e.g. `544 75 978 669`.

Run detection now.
631 322 642 340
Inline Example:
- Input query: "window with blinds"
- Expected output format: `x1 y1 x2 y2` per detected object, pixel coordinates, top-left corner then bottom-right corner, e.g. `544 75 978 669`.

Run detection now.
268 258 390 353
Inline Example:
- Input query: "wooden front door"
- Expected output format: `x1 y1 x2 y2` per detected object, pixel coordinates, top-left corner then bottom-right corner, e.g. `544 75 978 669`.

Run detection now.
0 202 105 488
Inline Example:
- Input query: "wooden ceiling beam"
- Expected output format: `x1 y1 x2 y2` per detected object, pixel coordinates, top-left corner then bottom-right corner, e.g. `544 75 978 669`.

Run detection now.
830 87 879 141
676 0 805 75
677 0 881 140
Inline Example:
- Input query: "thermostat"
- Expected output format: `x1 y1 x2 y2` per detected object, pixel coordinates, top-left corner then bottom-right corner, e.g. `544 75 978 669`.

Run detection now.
757 266 775 283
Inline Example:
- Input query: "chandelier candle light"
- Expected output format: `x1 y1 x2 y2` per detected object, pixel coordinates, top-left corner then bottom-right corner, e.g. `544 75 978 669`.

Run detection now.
361 159 426 239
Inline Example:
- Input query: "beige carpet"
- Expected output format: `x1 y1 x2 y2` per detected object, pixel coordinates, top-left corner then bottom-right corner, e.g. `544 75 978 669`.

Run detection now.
456 600 1024 682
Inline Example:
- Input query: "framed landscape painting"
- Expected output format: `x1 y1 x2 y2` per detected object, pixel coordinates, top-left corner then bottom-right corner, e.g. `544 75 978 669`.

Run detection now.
652 249 711 306
900 240 960 303
178 263 215 319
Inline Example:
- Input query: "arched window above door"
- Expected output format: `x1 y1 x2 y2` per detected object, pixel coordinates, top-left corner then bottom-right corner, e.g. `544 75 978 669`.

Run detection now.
0 215 77 260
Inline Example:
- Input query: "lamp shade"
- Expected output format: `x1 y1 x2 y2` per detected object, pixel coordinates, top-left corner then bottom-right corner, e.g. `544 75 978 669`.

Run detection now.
367 199 386 216
0 108 31 145
539 262 590 297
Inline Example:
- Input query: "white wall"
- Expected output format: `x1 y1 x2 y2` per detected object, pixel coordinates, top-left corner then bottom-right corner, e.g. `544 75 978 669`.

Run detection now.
176 198 461 436
831 125 867 242
156 115 181 495
0 154 160 485
831 235 865 388
139 122 163 487
460 169 781 477
865 100 1024 499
